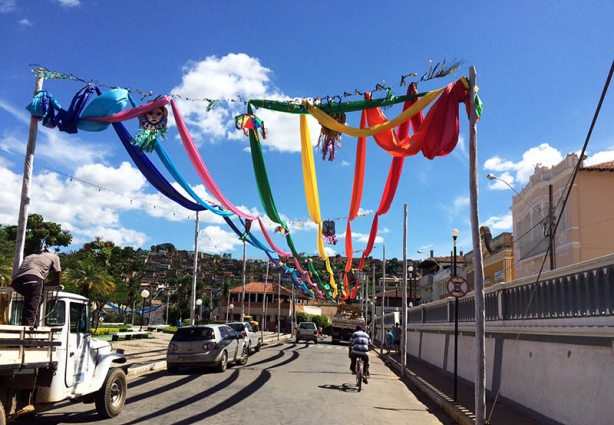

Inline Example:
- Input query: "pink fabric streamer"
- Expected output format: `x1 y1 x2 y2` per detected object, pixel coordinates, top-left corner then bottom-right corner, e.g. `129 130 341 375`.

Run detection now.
170 100 291 257
83 96 172 122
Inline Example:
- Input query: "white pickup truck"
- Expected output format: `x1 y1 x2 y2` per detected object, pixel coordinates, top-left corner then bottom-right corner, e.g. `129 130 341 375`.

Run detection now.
0 286 127 424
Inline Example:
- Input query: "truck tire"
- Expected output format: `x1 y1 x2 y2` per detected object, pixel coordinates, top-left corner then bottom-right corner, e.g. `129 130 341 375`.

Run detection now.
0 400 5 425
95 368 127 419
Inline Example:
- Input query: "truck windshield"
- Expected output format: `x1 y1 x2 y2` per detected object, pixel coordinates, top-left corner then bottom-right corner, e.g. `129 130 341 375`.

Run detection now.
45 300 65 326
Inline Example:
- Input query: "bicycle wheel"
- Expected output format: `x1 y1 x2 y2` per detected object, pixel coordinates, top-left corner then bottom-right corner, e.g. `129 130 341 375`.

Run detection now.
356 359 363 391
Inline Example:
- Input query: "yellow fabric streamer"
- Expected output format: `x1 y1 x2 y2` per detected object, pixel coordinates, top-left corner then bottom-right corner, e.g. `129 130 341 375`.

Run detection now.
300 115 338 297
302 87 444 137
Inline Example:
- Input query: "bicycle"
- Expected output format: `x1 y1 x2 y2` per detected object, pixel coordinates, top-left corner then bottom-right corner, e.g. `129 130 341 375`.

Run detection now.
355 356 365 391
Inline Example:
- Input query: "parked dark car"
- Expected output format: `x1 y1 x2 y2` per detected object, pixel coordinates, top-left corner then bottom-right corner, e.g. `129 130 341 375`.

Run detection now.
166 324 248 373
228 321 261 354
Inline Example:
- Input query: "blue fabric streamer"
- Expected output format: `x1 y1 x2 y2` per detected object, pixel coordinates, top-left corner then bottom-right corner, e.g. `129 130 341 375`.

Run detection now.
154 142 233 217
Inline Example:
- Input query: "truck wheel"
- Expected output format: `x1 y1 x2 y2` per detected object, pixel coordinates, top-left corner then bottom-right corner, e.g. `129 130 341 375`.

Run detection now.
95 368 127 419
0 401 5 425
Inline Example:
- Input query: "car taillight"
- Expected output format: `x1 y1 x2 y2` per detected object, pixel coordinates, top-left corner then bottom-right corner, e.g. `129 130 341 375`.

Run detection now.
168 343 178 351
243 330 247 338
203 342 216 350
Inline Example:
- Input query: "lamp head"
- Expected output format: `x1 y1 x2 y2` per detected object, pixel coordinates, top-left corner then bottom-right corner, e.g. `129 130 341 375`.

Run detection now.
141 289 150 298
408 265 414 272
229 303 234 310
486 174 496 181
417 250 423 254
451 229 459 239
196 299 202 306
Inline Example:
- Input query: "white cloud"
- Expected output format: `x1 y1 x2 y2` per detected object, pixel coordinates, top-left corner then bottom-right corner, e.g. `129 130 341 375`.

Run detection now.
484 143 563 185
483 213 513 231
57 0 80 6
582 149 614 166
170 53 321 152
18 18 31 27
0 0 16 13
199 225 244 254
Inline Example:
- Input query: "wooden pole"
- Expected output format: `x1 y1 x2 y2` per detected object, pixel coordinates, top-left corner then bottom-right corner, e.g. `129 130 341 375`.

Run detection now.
190 211 199 325
13 74 44 271
469 66 486 425
401 204 408 377
241 240 246 321
262 260 269 340
380 245 386 354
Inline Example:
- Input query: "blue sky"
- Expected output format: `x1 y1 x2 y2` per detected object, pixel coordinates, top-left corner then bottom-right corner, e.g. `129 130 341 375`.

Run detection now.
1 0 613 265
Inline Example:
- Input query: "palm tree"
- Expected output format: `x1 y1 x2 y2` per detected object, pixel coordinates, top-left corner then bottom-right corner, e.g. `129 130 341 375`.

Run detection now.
64 260 115 298
64 260 115 327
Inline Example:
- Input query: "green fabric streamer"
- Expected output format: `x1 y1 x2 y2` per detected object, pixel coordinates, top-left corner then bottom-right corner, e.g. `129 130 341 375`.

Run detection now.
249 91 431 115
247 104 329 294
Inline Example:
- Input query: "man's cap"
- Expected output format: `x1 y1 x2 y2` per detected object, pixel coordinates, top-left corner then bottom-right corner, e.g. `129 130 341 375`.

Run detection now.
355 325 363 331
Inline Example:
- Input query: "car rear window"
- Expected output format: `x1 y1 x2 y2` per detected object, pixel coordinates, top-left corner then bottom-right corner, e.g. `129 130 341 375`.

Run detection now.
171 327 215 341
299 322 316 329
228 323 244 332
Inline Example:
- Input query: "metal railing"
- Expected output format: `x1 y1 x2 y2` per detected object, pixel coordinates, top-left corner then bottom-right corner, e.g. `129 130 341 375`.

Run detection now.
408 254 614 323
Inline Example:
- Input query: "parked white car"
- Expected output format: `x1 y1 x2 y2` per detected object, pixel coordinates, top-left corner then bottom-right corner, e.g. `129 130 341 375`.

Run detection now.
228 322 262 354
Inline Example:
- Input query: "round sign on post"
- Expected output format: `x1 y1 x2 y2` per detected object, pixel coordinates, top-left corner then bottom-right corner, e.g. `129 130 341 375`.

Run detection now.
447 276 468 298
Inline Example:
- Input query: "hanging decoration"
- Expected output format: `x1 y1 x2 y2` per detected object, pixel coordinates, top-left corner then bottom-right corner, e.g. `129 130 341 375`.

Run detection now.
235 113 267 140
26 90 62 129
240 219 253 241
317 112 346 161
322 220 337 245
274 226 290 237
132 100 169 153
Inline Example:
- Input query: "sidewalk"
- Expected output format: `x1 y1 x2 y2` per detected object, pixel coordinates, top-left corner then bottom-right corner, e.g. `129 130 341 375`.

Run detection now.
381 350 541 425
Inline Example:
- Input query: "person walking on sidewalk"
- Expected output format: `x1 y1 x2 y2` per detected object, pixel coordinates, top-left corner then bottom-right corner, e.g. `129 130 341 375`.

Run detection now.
11 247 62 327
392 322 402 355
385 328 394 354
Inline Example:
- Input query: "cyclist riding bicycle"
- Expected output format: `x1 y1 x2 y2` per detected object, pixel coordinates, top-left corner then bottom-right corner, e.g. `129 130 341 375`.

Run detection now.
349 325 371 382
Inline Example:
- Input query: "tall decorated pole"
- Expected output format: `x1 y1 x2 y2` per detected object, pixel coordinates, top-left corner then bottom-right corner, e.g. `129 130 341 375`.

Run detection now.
401 204 408 377
190 211 200 325
468 66 486 425
13 72 44 271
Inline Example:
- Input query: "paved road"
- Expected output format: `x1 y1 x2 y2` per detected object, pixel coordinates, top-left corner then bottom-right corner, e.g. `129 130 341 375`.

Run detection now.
36 338 455 425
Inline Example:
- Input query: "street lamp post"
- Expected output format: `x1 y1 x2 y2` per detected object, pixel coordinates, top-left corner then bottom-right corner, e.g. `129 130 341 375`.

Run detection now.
228 303 234 323
139 289 150 331
196 299 202 322
451 228 459 402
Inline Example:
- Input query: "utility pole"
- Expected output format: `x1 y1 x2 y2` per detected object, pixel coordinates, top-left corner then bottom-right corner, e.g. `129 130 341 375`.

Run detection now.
549 184 556 270
13 73 44 271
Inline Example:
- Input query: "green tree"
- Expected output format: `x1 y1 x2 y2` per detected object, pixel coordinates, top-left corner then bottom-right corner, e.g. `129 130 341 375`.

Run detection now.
4 213 72 256
63 259 115 327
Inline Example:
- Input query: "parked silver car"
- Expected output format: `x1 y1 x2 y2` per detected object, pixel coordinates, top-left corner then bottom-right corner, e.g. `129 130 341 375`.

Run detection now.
228 322 261 354
166 324 248 374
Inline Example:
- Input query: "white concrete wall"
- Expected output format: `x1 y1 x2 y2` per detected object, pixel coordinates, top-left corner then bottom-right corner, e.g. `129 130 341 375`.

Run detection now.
407 326 614 425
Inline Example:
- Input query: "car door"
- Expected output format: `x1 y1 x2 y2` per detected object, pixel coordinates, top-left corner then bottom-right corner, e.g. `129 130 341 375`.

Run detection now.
65 301 93 393
220 326 239 361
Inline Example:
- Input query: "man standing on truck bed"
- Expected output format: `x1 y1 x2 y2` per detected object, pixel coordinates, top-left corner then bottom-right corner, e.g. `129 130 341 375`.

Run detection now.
11 247 62 327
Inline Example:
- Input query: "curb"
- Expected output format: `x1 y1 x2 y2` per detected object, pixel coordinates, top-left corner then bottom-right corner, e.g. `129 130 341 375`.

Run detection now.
126 361 167 376
380 353 475 425
124 334 294 377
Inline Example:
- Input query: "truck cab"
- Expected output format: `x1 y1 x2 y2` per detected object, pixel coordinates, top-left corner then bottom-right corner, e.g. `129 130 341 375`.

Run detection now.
0 287 127 422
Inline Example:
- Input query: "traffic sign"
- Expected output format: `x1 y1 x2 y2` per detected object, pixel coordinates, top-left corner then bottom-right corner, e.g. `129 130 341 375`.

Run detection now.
447 276 468 298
